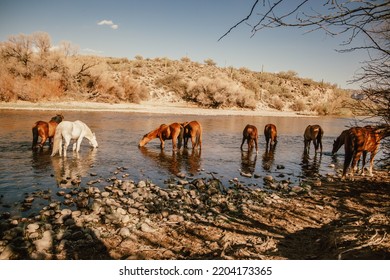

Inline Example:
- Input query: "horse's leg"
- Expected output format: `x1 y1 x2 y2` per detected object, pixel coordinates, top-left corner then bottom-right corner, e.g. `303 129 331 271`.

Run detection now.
160 139 165 149
360 151 367 175
368 149 378 177
75 137 84 153
255 137 258 153
313 138 318 153
319 139 323 153
351 151 363 178
189 134 195 149
172 138 177 151
63 136 72 157
240 137 246 151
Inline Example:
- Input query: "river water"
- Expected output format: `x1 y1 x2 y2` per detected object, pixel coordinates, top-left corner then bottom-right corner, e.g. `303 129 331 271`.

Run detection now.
0 110 376 217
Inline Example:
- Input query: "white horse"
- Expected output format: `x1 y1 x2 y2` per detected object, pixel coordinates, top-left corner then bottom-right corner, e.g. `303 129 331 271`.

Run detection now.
51 120 98 157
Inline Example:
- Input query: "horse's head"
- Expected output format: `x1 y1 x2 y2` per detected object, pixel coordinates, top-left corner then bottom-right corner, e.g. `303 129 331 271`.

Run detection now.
138 134 149 147
89 133 98 148
51 114 64 123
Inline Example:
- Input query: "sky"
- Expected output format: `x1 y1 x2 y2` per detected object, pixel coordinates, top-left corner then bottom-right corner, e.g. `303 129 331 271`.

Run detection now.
0 0 370 89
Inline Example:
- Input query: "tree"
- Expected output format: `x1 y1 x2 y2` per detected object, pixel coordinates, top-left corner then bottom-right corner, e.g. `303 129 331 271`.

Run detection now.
32 31 51 57
219 0 390 123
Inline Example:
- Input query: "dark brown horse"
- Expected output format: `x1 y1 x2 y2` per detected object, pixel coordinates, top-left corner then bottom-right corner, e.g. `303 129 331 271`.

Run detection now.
181 120 202 150
138 122 184 151
342 125 390 179
240 124 258 153
32 114 64 149
303 124 324 154
264 123 277 150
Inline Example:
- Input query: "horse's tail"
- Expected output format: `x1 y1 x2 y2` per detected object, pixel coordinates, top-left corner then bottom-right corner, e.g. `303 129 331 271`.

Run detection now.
51 127 62 156
32 123 39 149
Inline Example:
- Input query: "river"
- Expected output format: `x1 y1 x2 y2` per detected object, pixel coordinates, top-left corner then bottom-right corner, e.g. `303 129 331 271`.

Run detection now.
0 110 376 217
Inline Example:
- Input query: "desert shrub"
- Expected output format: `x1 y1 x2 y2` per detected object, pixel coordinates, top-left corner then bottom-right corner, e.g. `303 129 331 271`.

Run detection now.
185 75 256 109
204 58 216 67
120 75 149 103
15 76 63 101
155 74 187 96
290 99 307 111
268 96 285 110
180 56 191 63
277 70 298 80
0 70 17 101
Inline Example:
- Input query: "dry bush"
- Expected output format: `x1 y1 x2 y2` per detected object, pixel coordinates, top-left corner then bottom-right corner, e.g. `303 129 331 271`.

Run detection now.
15 76 63 101
0 69 17 101
120 75 149 103
290 99 307 111
269 96 285 110
185 75 256 109
155 74 187 96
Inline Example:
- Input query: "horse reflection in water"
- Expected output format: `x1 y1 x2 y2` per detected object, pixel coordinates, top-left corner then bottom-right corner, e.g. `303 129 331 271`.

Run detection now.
51 149 97 187
241 150 257 175
262 145 276 171
139 146 201 176
300 152 322 179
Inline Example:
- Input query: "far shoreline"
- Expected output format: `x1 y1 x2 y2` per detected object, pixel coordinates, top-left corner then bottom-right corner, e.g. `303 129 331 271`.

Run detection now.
0 100 317 117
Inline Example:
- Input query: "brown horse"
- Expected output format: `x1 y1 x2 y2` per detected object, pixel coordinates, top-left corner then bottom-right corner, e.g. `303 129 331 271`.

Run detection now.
342 125 390 179
264 123 277 150
138 122 184 150
332 125 373 155
32 114 64 149
181 120 202 150
240 124 258 153
303 124 324 154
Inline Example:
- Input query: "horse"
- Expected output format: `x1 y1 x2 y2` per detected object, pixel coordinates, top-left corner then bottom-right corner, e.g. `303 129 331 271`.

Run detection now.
303 124 324 154
342 125 390 179
138 122 184 151
264 123 277 150
240 124 258 153
51 120 98 157
181 120 202 150
32 114 64 149
332 125 373 155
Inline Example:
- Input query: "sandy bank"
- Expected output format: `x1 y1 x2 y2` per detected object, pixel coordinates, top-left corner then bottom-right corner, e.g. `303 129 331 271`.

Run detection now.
0 100 315 117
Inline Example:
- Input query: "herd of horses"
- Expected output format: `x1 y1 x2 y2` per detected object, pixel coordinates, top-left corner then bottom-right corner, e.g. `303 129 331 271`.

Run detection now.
32 114 389 181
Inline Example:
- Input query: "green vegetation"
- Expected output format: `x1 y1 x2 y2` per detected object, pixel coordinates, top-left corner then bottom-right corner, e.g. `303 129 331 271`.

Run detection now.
0 32 356 115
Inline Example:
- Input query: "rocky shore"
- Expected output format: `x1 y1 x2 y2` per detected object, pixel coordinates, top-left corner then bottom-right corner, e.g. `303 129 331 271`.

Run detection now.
1 167 389 260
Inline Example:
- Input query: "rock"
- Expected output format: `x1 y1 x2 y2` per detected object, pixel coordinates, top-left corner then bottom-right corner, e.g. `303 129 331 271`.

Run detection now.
137 181 147 188
119 227 131 238
313 180 322 187
34 230 52 252
264 175 273 182
140 223 155 233
240 171 252 178
168 214 184 223
27 223 40 233
291 186 304 193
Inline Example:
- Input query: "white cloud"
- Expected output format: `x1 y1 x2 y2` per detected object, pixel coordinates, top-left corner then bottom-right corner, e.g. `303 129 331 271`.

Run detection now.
82 48 103 54
97 19 119 30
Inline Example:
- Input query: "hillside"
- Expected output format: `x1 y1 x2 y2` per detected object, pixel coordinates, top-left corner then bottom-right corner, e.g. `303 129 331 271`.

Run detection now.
0 35 355 115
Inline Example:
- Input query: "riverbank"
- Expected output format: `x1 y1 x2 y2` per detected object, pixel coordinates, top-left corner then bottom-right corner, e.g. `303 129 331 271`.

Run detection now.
1 168 389 260
0 100 313 117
